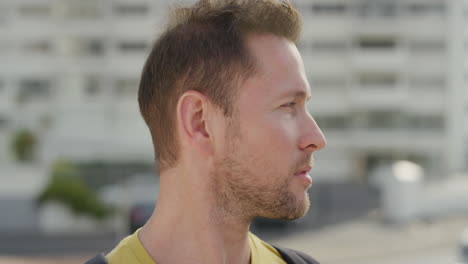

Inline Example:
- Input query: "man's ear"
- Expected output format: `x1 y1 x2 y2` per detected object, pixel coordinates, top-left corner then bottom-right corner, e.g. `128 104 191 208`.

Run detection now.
176 90 213 155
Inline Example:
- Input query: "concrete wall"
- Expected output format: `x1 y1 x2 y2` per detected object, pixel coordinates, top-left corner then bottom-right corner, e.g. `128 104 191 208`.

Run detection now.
0 199 39 233
0 165 47 232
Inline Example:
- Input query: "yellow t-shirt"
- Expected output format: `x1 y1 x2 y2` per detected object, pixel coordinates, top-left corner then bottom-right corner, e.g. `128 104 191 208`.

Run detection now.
106 230 286 264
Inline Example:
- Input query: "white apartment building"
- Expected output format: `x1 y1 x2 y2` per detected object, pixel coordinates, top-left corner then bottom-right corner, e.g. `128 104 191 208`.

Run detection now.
296 0 467 182
0 0 466 183
0 0 175 165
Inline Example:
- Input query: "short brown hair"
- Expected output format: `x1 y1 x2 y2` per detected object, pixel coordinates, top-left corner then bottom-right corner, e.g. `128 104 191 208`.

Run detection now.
138 0 302 171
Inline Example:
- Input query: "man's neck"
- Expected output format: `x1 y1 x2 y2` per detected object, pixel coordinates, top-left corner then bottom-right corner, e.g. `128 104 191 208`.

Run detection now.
138 169 252 264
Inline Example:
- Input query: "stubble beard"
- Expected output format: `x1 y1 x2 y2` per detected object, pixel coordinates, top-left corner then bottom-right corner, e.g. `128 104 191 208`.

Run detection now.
211 123 310 224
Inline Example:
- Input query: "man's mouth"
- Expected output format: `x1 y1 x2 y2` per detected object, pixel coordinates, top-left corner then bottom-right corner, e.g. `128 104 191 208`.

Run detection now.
295 165 312 175
294 166 313 185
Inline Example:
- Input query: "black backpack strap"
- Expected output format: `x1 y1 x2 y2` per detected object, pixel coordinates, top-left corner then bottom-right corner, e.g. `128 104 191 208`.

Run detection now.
84 247 317 264
273 245 320 264
84 253 108 264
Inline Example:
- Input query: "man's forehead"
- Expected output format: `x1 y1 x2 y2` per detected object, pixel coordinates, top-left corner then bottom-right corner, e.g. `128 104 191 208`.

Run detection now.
238 68 311 106
245 34 299 69
238 33 310 102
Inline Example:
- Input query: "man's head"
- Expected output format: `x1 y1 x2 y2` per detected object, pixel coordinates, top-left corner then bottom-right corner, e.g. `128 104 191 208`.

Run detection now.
138 0 302 171
139 0 326 221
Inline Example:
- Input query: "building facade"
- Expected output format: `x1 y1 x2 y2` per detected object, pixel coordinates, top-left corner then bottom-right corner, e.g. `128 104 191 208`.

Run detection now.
0 0 171 165
296 0 467 182
0 0 466 183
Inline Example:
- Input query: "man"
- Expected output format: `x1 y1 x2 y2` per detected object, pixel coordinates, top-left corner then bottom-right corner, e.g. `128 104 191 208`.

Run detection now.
87 0 326 263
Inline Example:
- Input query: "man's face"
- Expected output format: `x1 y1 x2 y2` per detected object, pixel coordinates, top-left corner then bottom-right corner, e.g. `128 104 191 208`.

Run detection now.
212 34 327 222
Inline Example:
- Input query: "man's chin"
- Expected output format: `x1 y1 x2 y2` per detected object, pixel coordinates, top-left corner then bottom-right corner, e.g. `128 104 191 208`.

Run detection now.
263 199 310 221
267 209 308 221
286 204 310 220
288 193 311 220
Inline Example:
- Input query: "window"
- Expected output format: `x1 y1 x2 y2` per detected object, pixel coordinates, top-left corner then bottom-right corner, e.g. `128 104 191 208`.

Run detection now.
23 41 52 55
407 3 445 16
310 76 346 90
18 4 51 17
311 40 347 53
357 37 396 49
314 115 349 130
19 79 50 92
17 79 51 102
409 41 445 53
84 39 104 55
358 74 397 88
367 111 400 129
410 76 445 90
118 41 148 53
85 76 102 96
115 79 138 96
0 116 8 129
59 1 102 19
356 0 398 18
64 38 105 56
114 4 149 15
407 115 444 131
311 3 347 14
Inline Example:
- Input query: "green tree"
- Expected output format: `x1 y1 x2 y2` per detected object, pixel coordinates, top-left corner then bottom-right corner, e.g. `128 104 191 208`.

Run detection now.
11 129 36 162
37 160 113 220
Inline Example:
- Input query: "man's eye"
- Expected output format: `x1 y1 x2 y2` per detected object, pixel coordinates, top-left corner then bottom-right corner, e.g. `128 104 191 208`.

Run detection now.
283 102 296 107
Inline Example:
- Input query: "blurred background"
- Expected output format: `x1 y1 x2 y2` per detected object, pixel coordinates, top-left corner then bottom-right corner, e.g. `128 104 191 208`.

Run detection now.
0 0 468 263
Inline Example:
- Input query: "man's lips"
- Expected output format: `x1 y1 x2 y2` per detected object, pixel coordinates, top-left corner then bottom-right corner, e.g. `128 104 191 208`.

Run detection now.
294 166 312 176
294 166 313 185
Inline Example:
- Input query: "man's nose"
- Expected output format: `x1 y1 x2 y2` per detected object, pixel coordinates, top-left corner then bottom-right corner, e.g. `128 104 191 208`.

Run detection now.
299 114 327 152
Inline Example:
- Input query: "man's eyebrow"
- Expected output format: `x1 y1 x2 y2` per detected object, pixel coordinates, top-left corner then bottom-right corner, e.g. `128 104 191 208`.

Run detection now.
280 90 312 101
